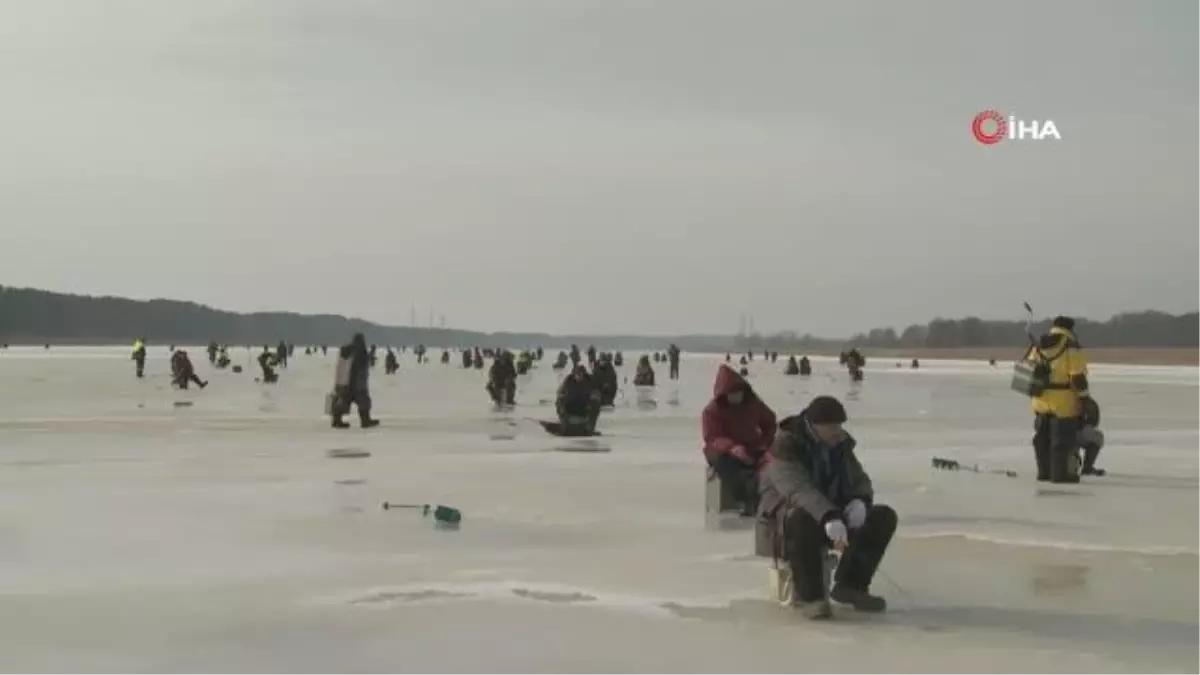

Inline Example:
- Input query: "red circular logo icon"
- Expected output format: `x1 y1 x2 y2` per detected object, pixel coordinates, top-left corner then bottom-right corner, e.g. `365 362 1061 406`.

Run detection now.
972 110 1006 145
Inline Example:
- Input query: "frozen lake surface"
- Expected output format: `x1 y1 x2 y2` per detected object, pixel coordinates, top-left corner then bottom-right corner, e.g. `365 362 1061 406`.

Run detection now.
0 346 1196 672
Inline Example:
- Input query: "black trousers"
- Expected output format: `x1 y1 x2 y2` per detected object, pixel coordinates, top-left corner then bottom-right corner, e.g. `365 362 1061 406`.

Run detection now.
334 389 373 423
488 380 515 405
781 505 897 603
558 404 600 433
709 454 759 514
1033 414 1080 483
174 371 205 389
669 362 679 379
134 358 145 378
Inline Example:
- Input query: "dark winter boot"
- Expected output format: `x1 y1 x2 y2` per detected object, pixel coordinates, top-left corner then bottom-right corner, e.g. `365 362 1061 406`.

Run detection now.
1081 445 1105 476
830 585 887 612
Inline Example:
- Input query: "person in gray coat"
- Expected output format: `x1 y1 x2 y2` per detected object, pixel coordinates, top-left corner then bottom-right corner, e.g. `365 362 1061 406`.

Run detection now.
758 396 896 619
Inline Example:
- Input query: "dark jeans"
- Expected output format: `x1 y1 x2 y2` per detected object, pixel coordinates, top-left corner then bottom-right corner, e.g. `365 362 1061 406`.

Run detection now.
1033 414 1080 483
709 454 760 514
781 505 897 602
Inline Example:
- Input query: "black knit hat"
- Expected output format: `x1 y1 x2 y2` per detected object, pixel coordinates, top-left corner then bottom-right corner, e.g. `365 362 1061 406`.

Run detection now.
1052 316 1075 331
806 395 847 424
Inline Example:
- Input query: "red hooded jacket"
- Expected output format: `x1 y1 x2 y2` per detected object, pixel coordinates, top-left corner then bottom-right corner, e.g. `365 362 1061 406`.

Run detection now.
702 365 777 465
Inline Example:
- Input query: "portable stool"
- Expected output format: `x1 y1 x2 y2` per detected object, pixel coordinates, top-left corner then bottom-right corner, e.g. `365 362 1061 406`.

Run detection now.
704 466 750 529
755 515 838 606
767 549 838 607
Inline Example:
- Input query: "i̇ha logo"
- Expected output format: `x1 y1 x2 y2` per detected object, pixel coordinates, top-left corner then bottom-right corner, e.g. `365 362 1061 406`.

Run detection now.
972 110 1061 145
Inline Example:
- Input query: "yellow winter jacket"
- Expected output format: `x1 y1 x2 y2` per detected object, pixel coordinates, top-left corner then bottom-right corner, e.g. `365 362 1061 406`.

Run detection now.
1025 326 1090 418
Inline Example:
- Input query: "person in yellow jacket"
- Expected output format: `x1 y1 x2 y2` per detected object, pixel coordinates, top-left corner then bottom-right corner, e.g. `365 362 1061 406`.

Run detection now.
1023 316 1097 483
131 338 146 379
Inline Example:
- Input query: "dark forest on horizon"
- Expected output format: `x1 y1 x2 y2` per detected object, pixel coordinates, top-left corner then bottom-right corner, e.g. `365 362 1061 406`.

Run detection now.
1 285 1196 352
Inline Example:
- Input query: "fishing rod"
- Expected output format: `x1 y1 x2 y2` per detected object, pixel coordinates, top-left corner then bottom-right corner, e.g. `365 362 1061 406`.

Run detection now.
931 456 1018 478
1022 301 1039 348
382 502 462 525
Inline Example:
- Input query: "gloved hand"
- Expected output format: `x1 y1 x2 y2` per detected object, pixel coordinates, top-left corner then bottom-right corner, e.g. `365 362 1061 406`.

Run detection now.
843 499 868 529
730 445 755 465
824 519 849 549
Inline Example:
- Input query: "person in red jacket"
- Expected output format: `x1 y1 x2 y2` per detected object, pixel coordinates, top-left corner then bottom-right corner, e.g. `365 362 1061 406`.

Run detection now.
702 365 778 515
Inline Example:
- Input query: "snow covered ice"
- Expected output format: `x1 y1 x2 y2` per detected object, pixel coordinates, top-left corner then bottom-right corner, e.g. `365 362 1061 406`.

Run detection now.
0 347 1195 672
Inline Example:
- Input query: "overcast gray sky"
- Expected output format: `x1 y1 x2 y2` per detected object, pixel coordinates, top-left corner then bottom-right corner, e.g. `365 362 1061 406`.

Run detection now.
1 0 1195 336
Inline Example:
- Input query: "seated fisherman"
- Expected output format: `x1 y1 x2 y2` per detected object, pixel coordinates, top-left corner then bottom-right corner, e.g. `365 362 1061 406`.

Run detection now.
556 365 601 434
758 395 896 620
701 365 777 516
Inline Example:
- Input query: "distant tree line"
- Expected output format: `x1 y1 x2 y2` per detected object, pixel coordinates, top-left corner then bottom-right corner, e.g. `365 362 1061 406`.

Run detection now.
0 286 697 351
1 285 1195 351
734 311 1199 352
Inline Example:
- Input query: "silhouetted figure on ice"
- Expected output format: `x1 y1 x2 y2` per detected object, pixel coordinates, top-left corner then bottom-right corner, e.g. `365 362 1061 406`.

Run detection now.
487 351 518 406
171 350 207 390
557 365 601 435
331 333 378 429
592 353 619 406
131 338 147 379
516 350 533 375
258 347 278 383
840 348 865 381
633 355 656 386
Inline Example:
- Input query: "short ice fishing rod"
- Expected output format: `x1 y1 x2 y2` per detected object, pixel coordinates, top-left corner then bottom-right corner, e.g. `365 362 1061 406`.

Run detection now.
931 457 1018 478
1023 301 1037 345
382 502 462 525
